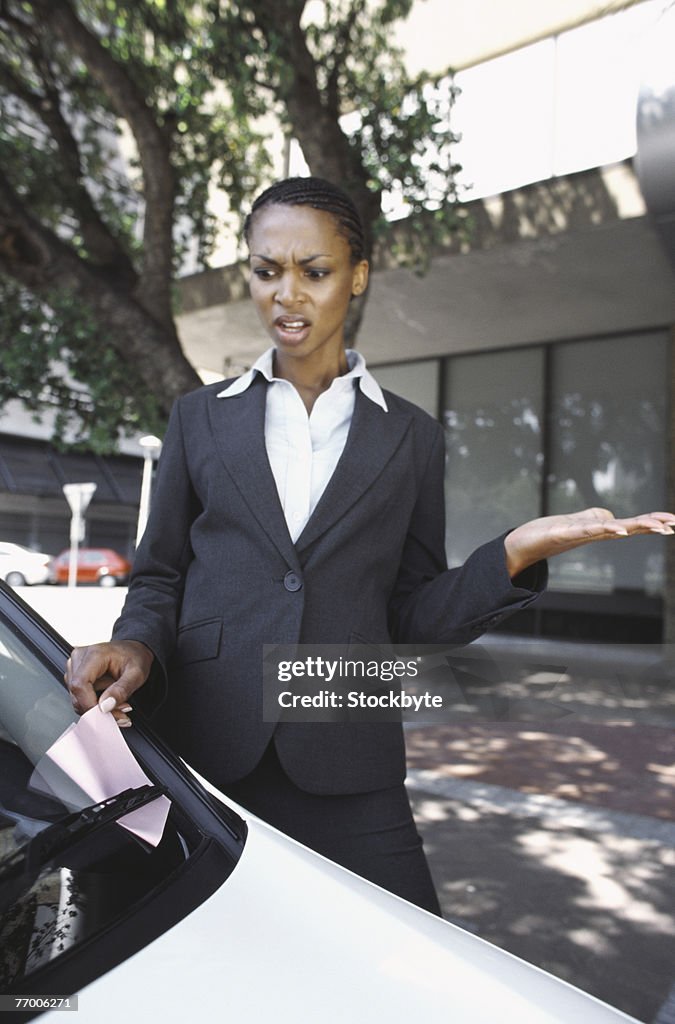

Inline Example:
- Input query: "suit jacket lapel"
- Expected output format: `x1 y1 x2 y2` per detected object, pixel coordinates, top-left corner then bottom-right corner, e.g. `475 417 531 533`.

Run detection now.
206 375 301 570
295 388 413 553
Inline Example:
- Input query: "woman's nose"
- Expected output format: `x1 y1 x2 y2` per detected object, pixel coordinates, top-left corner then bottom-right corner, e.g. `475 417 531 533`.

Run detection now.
275 273 304 306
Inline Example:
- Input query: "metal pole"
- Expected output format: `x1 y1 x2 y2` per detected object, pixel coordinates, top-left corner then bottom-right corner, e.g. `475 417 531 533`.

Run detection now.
62 483 97 588
68 496 81 589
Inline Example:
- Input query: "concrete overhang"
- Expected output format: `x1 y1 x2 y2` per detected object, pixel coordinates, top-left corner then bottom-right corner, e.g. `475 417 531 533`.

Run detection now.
358 216 675 364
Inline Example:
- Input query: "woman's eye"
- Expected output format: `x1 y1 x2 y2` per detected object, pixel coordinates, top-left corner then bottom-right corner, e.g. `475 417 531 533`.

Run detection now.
306 269 329 280
253 268 276 280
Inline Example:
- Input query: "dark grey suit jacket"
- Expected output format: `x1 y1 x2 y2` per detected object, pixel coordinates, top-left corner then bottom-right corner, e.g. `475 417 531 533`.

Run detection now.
113 374 545 794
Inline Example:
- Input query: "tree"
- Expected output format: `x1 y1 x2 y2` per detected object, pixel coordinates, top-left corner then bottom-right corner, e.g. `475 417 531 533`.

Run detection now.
0 0 460 450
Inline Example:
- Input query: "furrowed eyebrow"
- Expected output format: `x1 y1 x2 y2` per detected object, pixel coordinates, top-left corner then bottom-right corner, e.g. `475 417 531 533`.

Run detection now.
299 254 333 265
250 253 334 265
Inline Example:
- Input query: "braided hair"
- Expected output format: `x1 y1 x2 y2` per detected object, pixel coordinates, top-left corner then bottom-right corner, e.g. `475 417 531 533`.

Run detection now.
244 176 366 265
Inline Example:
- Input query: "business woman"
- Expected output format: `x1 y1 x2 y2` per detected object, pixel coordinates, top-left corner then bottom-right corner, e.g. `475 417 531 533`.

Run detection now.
66 176 675 915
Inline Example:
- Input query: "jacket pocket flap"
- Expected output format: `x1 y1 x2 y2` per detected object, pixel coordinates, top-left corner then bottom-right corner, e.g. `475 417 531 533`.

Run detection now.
177 617 222 665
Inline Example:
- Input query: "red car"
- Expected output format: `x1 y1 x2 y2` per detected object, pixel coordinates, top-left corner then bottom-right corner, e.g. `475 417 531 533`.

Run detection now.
50 547 132 586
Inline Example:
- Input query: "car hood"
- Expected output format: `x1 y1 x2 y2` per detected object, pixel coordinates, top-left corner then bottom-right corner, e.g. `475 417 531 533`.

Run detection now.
44 798 638 1024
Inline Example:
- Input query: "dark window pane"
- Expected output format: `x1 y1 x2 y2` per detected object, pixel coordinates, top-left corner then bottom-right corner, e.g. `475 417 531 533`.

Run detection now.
547 332 668 595
443 348 544 565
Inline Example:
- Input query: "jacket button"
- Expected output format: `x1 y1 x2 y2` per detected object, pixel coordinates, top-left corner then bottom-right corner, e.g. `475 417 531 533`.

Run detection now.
283 570 303 592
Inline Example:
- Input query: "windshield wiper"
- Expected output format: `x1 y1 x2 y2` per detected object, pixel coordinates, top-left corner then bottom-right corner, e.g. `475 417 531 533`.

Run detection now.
0 785 168 910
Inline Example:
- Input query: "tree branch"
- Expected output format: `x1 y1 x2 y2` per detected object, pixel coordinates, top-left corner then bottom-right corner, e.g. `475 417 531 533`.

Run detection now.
246 0 380 249
247 1 350 178
0 167 199 410
0 58 136 283
32 0 175 327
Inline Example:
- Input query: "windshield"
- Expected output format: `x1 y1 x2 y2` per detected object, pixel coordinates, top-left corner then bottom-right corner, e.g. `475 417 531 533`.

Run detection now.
0 593 244 997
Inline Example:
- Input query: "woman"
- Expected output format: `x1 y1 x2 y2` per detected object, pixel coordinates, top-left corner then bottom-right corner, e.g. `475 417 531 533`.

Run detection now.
66 177 675 915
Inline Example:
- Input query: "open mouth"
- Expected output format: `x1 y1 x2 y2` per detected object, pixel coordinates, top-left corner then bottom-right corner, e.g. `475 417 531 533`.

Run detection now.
275 316 310 332
274 315 312 344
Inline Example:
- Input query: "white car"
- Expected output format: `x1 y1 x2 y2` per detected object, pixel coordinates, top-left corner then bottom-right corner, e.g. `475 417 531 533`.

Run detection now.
0 542 51 587
0 581 638 1024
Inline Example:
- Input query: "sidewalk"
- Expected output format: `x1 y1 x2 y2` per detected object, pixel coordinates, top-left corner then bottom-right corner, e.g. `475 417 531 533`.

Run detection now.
404 636 675 1023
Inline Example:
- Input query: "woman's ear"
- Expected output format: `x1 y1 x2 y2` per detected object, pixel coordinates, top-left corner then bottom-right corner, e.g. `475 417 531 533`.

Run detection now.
351 259 369 297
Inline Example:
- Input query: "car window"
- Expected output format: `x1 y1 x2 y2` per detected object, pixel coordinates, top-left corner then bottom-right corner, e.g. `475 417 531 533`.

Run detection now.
0 594 246 998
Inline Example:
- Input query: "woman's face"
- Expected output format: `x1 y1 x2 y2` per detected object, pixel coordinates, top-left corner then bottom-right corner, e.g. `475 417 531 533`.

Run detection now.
247 203 368 365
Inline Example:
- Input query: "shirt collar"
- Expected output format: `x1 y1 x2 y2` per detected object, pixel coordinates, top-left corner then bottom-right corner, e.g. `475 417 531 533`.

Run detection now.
217 347 388 412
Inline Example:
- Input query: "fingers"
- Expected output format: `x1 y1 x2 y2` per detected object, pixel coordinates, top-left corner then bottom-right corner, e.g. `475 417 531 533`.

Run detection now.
567 509 675 539
612 512 675 536
646 511 675 532
66 644 115 714
95 662 149 724
65 640 154 724
98 695 133 727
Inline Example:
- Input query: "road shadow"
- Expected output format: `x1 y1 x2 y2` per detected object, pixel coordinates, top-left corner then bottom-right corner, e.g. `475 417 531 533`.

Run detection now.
405 653 675 1021
409 788 675 1022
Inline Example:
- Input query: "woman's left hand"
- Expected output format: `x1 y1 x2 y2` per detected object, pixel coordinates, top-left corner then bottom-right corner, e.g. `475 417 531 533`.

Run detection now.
504 507 675 578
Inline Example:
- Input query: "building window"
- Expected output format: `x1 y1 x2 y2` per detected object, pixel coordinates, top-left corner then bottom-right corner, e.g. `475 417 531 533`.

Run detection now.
547 332 668 596
376 330 669 601
442 346 544 567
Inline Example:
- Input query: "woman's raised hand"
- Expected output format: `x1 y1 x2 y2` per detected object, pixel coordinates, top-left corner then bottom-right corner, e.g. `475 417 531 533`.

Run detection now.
504 507 675 579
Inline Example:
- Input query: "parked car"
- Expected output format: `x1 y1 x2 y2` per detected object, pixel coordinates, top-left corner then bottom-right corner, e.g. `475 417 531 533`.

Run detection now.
49 548 132 587
0 542 51 587
0 580 639 1024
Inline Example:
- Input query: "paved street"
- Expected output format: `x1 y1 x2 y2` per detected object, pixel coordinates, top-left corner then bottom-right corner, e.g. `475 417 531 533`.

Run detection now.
405 638 675 1023
15 588 675 1021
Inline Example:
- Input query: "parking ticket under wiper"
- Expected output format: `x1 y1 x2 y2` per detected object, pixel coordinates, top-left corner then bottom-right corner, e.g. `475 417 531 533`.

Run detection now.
0 784 168 899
